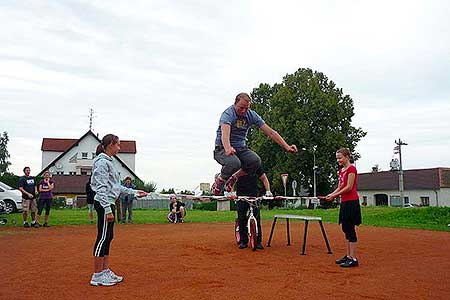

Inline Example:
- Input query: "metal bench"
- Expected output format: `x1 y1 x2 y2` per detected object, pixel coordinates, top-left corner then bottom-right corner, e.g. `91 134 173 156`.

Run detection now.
266 214 332 255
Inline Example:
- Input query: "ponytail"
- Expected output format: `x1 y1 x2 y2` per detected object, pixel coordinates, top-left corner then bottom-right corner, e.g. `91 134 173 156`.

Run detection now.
96 134 119 155
95 144 105 156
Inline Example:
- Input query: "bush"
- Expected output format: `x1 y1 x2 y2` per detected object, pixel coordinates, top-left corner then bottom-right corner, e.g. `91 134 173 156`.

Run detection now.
193 201 216 211
52 197 66 209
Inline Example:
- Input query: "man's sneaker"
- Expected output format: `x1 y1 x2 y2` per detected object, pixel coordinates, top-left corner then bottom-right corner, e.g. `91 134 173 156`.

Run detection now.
43 223 50 227
23 222 30 228
256 243 264 250
335 255 350 265
90 273 116 286
105 269 123 283
33 223 41 228
340 258 359 268
238 242 248 249
212 174 225 196
224 175 238 192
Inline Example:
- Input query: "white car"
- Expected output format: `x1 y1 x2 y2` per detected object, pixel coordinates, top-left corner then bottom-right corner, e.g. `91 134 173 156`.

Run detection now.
0 181 22 213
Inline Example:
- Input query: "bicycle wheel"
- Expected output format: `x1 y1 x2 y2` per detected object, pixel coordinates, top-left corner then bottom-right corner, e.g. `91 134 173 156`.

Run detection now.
234 218 240 244
249 219 257 251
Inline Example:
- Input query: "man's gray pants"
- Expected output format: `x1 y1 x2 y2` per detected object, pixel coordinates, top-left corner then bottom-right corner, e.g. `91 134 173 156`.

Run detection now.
213 146 261 180
121 199 133 222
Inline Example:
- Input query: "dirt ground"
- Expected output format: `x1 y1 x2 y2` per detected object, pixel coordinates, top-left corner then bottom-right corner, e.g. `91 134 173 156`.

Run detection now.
1 220 449 300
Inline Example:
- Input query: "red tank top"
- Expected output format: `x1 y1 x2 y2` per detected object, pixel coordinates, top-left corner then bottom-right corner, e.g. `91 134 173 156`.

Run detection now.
338 165 359 202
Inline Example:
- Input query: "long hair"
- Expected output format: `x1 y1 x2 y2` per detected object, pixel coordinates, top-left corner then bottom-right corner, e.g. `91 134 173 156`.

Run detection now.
96 134 119 155
336 147 354 163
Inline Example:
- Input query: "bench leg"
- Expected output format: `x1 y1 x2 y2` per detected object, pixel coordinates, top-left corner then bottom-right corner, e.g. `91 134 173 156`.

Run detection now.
266 217 277 247
286 218 291 246
301 220 309 255
319 220 332 254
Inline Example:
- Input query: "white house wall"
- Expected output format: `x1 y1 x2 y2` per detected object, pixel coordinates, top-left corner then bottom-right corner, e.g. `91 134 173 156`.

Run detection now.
358 189 450 207
42 151 62 169
46 134 136 180
115 153 135 172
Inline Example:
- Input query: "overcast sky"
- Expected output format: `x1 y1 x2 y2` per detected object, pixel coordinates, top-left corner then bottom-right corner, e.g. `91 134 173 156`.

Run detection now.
1 0 449 191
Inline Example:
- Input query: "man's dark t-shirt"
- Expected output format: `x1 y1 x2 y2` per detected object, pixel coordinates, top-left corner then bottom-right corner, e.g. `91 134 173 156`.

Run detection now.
18 176 36 199
86 180 95 204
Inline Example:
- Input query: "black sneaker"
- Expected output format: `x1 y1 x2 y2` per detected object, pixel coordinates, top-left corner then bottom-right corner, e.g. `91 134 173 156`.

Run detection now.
335 255 350 265
24 222 30 228
256 243 264 250
238 242 248 249
340 258 359 268
43 223 50 227
33 223 41 228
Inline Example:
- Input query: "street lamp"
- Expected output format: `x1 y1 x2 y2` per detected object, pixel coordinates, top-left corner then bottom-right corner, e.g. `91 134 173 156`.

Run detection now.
302 146 317 197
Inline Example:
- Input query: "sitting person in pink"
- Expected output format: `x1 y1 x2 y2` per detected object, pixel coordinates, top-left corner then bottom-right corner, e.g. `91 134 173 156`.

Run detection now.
167 195 186 223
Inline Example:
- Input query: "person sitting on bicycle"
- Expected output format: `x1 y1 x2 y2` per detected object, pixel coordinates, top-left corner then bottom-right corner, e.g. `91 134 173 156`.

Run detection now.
236 166 272 249
168 195 186 223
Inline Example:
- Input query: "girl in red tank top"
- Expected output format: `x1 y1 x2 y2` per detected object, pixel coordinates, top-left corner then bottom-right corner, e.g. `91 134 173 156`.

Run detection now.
326 147 361 268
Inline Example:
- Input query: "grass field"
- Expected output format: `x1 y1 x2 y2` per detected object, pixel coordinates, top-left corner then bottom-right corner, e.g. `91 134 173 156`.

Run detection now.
2 206 450 231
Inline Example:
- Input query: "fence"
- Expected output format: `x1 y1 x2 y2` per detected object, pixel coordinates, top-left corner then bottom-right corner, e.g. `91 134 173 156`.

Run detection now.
134 198 194 210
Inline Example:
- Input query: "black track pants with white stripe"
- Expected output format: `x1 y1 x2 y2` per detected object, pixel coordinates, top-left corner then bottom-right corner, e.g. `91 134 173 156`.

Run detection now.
93 201 115 257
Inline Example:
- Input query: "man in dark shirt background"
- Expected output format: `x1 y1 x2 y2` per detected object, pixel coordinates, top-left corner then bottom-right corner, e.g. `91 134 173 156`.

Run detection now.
235 166 272 249
18 167 38 228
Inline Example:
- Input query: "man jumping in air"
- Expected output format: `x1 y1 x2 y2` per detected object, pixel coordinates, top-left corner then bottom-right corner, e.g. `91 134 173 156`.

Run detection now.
212 92 298 195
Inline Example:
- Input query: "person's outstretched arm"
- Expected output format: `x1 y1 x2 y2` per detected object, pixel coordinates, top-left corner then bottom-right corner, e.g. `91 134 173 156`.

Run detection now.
260 173 271 193
260 124 297 153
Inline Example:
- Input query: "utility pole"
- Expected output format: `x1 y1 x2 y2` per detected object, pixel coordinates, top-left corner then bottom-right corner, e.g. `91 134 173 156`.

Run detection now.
395 139 408 207
89 108 94 131
312 145 317 197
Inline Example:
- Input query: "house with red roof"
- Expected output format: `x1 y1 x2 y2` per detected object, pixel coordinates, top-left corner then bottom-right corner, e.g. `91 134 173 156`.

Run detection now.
37 130 141 205
358 167 450 207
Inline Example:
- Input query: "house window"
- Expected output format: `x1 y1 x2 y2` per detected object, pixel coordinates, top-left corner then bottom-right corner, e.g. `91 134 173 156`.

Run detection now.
69 171 76 175
362 196 367 205
404 196 409 204
57 171 64 175
69 153 77 163
81 152 88 159
420 197 430 206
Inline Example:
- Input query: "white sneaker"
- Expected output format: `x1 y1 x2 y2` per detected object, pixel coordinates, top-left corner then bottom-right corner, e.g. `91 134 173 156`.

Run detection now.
90 273 117 286
105 269 123 283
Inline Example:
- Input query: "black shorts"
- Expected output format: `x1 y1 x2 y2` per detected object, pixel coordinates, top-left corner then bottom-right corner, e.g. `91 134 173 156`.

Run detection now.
339 199 362 226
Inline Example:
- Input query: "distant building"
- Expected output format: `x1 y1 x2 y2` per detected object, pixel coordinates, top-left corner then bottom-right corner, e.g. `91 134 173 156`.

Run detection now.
37 130 141 205
358 167 450 207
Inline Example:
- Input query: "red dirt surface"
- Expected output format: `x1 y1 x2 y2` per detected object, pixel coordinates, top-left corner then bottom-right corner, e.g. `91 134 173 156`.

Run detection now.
1 221 449 300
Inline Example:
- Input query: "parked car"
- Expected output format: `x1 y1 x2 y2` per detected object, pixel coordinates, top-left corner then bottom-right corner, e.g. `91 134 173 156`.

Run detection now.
0 181 22 213
403 203 419 208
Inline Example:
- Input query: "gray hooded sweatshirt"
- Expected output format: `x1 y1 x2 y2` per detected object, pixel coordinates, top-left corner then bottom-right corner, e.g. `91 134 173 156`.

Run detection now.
91 152 136 214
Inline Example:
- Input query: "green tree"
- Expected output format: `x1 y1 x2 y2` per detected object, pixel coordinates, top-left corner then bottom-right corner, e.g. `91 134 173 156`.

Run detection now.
248 68 366 196
179 190 194 195
134 180 157 193
160 188 175 194
0 131 11 175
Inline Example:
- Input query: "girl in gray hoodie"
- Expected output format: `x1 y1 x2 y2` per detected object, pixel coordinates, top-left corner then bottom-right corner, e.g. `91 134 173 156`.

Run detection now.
90 134 147 286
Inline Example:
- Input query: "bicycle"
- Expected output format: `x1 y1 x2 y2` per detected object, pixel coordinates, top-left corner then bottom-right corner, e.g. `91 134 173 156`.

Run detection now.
212 195 272 251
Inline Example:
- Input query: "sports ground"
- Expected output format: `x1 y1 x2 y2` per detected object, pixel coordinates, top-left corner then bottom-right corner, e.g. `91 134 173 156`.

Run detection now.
1 220 449 300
